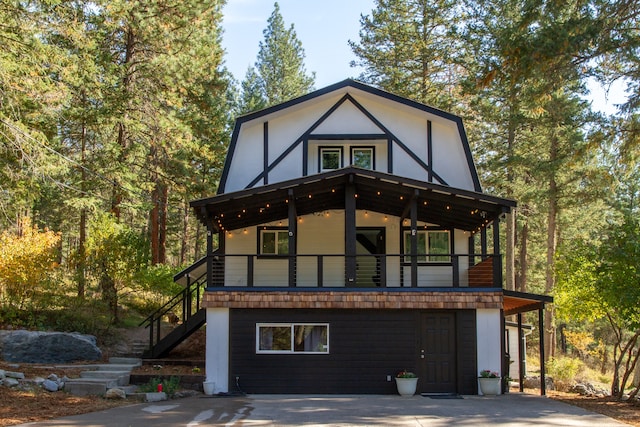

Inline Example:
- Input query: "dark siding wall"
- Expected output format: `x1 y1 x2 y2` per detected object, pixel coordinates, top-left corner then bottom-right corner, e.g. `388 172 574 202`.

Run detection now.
456 310 478 395
229 308 477 394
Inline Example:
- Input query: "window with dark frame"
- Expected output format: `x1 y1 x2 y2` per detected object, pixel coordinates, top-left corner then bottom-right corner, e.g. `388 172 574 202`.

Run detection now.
260 228 289 255
256 324 329 354
351 147 374 169
403 229 451 262
320 147 342 172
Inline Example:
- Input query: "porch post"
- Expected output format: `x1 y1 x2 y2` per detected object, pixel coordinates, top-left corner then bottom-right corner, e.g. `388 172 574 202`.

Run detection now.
493 220 502 288
410 191 418 287
539 306 546 396
345 177 357 285
518 313 525 392
205 210 214 289
501 310 507 393
288 189 297 287
481 227 488 259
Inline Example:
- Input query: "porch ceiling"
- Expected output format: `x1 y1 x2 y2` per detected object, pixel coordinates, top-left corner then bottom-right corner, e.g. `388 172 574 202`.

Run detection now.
191 167 516 233
503 290 553 315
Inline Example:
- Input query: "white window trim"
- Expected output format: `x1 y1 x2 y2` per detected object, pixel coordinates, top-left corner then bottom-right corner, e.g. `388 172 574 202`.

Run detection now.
319 147 343 172
350 146 375 170
256 323 330 354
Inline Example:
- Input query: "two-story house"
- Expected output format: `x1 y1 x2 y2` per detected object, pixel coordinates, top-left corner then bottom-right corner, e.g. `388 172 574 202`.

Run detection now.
164 80 551 396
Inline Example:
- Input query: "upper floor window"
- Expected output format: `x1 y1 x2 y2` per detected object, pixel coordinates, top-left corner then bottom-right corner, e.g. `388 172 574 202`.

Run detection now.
260 228 289 255
351 147 374 169
320 147 343 172
403 229 451 262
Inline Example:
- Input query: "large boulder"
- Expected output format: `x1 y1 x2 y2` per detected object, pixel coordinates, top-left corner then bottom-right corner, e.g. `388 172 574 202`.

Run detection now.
0 331 102 363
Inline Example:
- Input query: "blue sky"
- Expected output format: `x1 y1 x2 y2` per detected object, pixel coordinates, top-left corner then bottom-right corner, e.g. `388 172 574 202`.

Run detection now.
221 0 375 88
221 0 626 114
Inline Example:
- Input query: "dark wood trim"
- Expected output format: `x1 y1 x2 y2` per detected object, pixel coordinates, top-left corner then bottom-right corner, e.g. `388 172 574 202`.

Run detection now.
302 139 308 176
206 228 213 289
410 192 418 287
309 133 387 140
387 138 393 173
427 120 433 182
345 179 357 285
288 189 297 287
539 307 546 396
263 122 269 185
518 313 525 392
493 220 502 286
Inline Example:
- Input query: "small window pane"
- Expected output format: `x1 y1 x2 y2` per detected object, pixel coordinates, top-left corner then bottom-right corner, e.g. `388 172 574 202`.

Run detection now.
321 149 341 171
262 232 276 254
404 231 427 262
259 326 291 351
352 148 373 169
428 231 450 262
277 231 289 254
294 325 328 352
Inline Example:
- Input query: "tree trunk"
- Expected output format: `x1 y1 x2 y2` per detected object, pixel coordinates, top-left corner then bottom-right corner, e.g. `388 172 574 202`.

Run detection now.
544 137 559 362
516 218 528 293
180 199 190 265
77 93 87 298
99 269 118 323
505 210 515 291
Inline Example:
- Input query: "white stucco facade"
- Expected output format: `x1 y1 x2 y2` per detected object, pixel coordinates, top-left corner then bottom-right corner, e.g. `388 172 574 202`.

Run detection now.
476 308 502 395
205 308 230 394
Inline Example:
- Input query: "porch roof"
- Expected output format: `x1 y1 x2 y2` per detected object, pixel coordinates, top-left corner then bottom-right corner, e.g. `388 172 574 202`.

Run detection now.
503 290 553 315
192 167 516 233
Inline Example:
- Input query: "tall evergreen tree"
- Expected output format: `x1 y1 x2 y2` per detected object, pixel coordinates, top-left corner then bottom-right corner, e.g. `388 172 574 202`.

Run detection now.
239 2 315 113
349 0 462 110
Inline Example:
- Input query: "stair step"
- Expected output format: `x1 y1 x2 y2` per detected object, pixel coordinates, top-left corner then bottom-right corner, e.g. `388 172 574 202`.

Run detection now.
66 377 119 388
80 371 130 386
109 357 142 366
64 380 109 396
90 363 139 372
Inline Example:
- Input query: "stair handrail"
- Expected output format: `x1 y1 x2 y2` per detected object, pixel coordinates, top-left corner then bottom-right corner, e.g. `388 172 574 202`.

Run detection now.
138 255 211 354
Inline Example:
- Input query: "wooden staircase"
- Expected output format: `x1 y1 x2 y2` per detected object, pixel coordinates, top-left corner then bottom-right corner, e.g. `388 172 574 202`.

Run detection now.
139 257 209 359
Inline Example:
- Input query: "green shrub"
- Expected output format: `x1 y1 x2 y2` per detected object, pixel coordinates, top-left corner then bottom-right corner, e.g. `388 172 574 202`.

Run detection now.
137 376 181 397
547 356 584 390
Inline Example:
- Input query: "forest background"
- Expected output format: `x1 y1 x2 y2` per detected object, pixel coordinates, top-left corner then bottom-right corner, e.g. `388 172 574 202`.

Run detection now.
0 0 638 399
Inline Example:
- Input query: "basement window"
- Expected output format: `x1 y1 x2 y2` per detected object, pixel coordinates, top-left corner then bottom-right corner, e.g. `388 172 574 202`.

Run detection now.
256 324 329 354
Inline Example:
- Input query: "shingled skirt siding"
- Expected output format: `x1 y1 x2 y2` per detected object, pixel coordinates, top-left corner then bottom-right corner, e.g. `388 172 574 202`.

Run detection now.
228 308 477 394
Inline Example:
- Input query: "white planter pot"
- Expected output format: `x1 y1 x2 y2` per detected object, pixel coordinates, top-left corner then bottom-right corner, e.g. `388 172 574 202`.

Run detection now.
203 381 216 395
395 377 418 396
478 377 501 395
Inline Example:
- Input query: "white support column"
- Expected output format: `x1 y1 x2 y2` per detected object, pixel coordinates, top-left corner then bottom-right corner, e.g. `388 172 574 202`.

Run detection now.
205 307 229 394
476 308 502 395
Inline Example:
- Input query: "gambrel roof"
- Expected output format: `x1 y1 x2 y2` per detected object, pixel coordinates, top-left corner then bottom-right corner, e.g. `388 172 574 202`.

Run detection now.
219 79 483 194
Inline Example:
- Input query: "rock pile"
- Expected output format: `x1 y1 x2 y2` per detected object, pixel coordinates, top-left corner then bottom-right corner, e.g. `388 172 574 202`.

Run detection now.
0 367 68 392
570 382 610 397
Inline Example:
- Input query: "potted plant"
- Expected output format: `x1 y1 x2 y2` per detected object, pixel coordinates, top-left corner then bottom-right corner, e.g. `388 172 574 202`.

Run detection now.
478 369 501 395
395 370 418 396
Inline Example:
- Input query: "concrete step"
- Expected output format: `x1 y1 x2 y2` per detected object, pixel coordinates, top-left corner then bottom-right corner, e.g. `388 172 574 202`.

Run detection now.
80 370 130 386
90 363 140 372
109 357 142 366
64 380 108 396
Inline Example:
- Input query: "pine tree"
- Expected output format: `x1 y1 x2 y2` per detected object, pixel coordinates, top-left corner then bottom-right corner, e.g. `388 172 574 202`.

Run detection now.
249 2 315 109
349 0 462 110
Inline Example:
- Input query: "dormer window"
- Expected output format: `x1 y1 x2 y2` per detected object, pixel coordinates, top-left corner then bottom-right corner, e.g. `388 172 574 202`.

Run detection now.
320 147 343 172
351 147 374 170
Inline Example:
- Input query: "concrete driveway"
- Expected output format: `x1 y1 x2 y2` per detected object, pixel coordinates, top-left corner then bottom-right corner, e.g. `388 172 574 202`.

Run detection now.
16 393 628 427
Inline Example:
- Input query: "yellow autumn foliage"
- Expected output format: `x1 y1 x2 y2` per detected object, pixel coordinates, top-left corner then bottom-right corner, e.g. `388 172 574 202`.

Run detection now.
0 218 61 309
